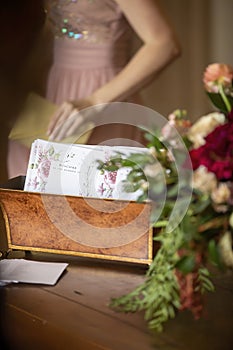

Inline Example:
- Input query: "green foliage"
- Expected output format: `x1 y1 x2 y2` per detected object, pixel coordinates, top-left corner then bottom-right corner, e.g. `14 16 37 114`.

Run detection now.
98 124 218 332
208 239 224 269
110 222 215 332
110 226 184 332
196 267 214 294
207 92 233 113
175 255 196 274
48 146 55 156
143 130 163 150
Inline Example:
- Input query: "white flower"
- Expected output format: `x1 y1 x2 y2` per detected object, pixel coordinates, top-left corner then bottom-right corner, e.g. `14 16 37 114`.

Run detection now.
141 181 149 191
218 231 233 268
148 146 157 158
229 212 233 228
187 112 225 148
211 183 231 204
192 166 217 193
144 162 163 178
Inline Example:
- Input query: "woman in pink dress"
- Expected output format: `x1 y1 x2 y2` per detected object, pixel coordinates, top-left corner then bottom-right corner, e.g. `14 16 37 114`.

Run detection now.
7 0 180 178
46 0 181 144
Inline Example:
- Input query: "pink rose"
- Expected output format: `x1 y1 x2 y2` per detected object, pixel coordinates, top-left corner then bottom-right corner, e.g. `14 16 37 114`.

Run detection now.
203 63 233 93
161 109 191 144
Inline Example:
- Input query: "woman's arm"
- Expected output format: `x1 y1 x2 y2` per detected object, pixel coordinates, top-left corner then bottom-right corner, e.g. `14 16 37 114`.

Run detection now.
89 0 180 103
47 0 181 141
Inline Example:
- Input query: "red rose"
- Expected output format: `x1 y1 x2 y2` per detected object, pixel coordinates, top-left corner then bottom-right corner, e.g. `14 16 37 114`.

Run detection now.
228 108 233 122
190 121 233 180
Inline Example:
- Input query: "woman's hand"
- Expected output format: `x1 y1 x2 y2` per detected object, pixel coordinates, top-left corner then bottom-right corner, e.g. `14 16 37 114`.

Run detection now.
47 100 90 141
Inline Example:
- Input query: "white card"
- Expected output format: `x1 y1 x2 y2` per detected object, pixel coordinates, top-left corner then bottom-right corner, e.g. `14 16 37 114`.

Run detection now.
24 139 148 200
0 259 68 285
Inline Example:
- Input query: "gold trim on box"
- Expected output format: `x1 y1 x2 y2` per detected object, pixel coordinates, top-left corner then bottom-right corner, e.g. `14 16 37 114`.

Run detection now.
8 243 153 265
0 202 12 247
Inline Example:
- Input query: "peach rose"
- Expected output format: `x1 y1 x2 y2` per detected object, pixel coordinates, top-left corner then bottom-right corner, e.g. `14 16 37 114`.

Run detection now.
203 63 233 93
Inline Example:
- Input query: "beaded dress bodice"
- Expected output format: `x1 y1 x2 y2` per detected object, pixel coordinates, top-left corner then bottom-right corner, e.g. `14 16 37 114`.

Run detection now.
48 0 131 44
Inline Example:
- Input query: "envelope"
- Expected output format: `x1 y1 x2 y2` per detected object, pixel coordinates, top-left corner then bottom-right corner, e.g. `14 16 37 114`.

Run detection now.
9 92 93 147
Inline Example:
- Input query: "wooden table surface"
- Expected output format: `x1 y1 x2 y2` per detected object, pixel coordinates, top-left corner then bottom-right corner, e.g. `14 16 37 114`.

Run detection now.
1 251 232 350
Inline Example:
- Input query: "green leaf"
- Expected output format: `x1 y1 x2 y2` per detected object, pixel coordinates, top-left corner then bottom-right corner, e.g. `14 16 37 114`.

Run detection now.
207 92 233 113
153 220 168 228
48 146 55 156
192 197 211 214
147 135 164 152
197 267 215 293
105 165 119 171
120 159 136 167
167 184 179 197
54 153 60 161
208 239 222 268
143 132 157 143
128 153 152 165
168 305 176 318
175 255 196 274
182 135 193 149
137 193 148 202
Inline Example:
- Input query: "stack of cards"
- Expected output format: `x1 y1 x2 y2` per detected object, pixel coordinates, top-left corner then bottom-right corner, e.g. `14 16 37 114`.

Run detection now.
24 139 147 200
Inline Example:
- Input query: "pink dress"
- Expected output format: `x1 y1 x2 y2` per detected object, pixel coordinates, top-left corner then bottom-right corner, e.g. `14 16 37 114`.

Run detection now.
46 0 143 144
7 0 143 179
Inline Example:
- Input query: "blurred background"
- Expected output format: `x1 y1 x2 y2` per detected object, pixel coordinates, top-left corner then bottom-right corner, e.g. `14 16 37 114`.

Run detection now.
0 0 233 183
142 0 233 118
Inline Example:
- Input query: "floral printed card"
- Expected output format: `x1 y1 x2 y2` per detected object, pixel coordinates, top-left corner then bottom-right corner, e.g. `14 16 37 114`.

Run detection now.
24 139 148 200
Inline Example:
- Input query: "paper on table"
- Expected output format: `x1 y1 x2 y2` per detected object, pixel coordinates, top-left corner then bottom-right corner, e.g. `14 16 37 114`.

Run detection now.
0 259 68 286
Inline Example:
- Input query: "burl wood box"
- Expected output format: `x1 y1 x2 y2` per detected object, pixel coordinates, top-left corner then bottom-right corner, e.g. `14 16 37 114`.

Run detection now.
0 177 153 264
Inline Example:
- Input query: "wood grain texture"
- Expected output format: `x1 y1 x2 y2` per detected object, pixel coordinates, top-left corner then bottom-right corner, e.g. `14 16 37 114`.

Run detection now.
0 189 153 263
1 252 233 350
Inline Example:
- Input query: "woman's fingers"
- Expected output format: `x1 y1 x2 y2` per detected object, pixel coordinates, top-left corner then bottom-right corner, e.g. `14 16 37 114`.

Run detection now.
65 112 85 139
48 108 84 141
47 101 74 135
47 99 98 141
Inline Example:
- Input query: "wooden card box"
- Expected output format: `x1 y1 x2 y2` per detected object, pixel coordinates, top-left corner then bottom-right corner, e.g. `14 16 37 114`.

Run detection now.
0 187 153 264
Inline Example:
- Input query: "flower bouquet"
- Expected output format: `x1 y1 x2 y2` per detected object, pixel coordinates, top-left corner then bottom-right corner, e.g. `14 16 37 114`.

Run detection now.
98 63 233 332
